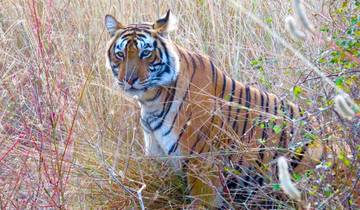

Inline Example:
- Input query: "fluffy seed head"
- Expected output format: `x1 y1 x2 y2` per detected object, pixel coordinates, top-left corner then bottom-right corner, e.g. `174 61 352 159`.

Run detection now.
277 156 301 201
285 15 306 40
334 94 358 120
293 0 314 32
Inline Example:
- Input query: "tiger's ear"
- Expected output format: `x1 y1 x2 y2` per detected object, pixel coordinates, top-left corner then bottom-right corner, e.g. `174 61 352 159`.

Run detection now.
153 10 177 34
105 15 124 36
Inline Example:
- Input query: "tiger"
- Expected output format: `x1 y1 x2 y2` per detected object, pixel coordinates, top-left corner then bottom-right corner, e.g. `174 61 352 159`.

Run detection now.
104 10 324 209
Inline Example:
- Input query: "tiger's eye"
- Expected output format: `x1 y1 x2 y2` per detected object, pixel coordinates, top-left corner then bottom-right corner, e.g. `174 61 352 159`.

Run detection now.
141 50 152 58
115 51 124 59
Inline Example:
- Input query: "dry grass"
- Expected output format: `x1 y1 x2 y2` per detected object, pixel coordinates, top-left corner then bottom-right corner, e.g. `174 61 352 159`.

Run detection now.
0 0 359 209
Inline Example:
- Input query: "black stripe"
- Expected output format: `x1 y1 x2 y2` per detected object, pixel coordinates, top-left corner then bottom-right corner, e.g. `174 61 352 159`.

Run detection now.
219 73 227 98
119 32 134 40
118 29 132 37
108 42 115 60
265 93 270 113
140 117 151 133
126 26 152 32
148 90 172 124
168 142 178 155
232 86 243 132
108 43 117 72
155 38 171 76
257 91 265 132
157 38 170 62
168 115 191 155
274 97 278 115
241 86 251 138
279 100 287 148
136 33 147 39
117 38 129 51
219 73 227 129
280 99 287 116
260 92 270 141
210 61 217 95
152 61 164 67
188 51 197 77
188 52 197 71
260 92 265 113
289 104 294 118
227 79 236 123
157 48 163 61
248 90 258 142
152 80 178 131
149 55 157 64
156 39 171 77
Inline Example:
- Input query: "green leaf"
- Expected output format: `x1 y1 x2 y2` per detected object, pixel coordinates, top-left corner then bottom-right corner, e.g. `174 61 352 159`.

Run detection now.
305 169 314 177
304 132 317 140
293 86 302 98
258 138 266 144
224 166 241 175
324 186 333 197
350 16 358 25
250 60 258 66
318 57 326 63
320 27 330 33
335 76 345 88
325 161 333 168
272 183 281 191
292 173 302 182
224 94 231 101
338 152 351 168
250 58 263 67
260 123 265 129
273 125 282 134
264 17 273 24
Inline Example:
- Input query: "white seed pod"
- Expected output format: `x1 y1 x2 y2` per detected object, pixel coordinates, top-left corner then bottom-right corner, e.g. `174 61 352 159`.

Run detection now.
334 94 357 120
277 156 301 201
285 16 306 40
293 0 314 32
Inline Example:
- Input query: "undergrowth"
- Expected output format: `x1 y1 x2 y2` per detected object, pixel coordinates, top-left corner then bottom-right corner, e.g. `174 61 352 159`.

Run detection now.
0 0 358 209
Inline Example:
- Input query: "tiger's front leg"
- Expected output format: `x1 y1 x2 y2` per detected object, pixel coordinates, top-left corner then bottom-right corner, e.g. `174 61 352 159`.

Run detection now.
184 157 224 209
143 131 164 156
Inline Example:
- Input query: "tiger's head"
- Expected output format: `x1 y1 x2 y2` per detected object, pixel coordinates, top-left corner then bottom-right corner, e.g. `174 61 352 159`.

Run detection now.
105 10 179 98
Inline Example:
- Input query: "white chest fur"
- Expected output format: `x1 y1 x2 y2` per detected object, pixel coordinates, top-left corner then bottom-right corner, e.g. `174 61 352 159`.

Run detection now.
140 100 182 170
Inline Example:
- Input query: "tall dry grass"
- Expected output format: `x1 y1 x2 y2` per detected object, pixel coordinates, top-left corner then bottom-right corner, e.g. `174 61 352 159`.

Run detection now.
0 0 358 209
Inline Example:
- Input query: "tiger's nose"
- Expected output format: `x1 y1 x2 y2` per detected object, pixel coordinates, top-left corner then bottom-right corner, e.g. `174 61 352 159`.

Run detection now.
125 77 138 85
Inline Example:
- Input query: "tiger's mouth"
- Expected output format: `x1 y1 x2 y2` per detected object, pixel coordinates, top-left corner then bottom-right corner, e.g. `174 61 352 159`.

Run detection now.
116 81 148 97
124 87 147 94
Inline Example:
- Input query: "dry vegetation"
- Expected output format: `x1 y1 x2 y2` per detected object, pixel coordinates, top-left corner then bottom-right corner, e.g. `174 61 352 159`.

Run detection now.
0 0 359 209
